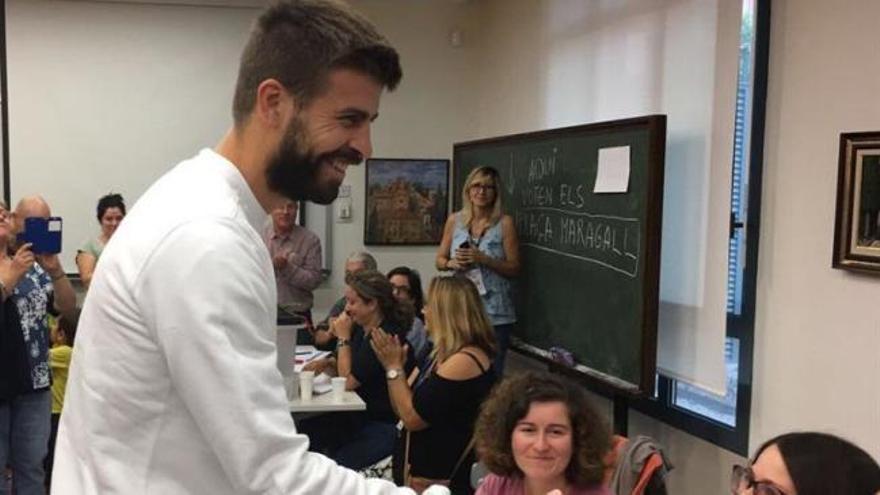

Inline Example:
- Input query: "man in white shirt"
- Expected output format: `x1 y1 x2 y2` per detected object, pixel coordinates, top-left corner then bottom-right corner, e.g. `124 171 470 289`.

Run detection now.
52 1 412 493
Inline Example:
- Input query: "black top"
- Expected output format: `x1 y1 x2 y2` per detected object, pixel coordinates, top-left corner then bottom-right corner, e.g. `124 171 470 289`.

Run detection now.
408 351 496 486
349 319 414 423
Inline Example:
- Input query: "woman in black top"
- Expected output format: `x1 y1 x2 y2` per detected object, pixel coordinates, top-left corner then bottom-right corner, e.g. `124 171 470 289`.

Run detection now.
372 276 496 494
299 269 414 470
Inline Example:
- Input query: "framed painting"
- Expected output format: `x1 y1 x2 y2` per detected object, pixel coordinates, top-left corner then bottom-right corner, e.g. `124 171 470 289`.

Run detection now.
364 158 449 245
832 132 880 273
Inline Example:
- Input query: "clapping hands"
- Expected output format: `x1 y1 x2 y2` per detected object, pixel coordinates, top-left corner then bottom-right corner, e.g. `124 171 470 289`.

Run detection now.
370 327 408 371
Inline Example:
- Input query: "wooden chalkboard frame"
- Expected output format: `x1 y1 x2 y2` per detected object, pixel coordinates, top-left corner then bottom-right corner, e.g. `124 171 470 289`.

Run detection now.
452 115 666 397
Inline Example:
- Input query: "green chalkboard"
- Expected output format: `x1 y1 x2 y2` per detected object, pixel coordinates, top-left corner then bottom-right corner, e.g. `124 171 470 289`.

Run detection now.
453 116 665 395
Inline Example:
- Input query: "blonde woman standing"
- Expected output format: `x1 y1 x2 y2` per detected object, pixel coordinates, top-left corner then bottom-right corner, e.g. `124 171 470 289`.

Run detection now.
436 166 520 373
372 276 497 494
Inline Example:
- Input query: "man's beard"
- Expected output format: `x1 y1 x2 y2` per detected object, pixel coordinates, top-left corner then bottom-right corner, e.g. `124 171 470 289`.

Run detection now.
266 117 362 205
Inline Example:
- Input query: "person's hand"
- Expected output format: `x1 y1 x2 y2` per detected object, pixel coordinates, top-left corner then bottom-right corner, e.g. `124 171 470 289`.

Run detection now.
370 327 407 371
446 258 466 271
455 247 485 266
36 253 64 279
10 243 35 279
303 357 332 374
272 254 287 270
333 312 354 340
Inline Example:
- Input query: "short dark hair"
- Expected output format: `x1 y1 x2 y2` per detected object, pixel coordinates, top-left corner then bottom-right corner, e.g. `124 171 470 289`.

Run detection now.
752 432 880 495
96 193 126 222
58 307 81 347
475 371 611 487
386 266 424 319
232 0 402 125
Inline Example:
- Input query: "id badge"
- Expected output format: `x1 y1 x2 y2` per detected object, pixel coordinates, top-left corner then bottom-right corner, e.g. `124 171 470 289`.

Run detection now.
465 267 488 295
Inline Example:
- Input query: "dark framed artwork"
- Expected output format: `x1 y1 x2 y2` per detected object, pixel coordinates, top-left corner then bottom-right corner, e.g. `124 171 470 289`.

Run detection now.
364 158 449 245
832 132 880 273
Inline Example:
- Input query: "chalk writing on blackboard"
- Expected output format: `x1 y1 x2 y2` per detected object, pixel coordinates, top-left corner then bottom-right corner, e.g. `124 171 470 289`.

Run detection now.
515 207 640 278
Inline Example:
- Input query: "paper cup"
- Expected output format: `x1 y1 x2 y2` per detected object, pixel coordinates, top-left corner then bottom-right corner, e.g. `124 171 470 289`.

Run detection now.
331 376 347 402
299 371 315 401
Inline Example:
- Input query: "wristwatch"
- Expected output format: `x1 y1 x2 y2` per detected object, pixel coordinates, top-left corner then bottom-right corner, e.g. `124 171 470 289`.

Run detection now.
336 338 350 350
386 368 403 381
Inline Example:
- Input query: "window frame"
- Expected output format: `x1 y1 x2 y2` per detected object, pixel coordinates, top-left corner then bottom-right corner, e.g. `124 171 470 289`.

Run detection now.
629 0 771 456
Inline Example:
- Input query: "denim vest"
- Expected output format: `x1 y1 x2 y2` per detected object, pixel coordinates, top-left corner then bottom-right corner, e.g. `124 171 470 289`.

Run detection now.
450 213 516 325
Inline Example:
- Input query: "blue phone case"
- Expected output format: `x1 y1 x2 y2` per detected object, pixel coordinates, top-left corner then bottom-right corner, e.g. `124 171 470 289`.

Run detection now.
20 217 62 254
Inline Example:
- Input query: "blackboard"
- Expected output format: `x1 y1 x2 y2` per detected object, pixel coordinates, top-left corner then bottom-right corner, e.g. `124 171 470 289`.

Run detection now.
452 116 666 396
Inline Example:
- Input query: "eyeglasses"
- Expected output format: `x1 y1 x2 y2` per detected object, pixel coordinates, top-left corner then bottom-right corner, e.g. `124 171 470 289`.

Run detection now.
469 183 496 193
391 285 411 296
731 465 789 495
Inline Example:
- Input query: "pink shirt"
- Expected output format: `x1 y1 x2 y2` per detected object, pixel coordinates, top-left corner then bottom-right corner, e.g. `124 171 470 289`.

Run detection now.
262 223 322 312
475 473 611 495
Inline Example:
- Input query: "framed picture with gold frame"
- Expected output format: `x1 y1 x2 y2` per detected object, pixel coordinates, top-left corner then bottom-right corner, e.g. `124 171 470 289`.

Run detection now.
832 131 880 273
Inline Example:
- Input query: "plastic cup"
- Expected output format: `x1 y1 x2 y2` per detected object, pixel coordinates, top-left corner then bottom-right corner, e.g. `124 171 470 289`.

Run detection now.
299 371 314 401
331 376 347 402
284 372 299 401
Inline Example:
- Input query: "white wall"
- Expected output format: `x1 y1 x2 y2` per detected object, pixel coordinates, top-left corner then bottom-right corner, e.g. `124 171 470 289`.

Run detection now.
750 0 880 461
6 0 259 269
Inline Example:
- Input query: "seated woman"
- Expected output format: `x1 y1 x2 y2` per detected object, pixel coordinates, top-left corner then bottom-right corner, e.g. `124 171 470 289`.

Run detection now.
732 431 880 495
76 193 125 289
474 371 612 495
386 266 431 366
371 276 496 494
299 269 415 470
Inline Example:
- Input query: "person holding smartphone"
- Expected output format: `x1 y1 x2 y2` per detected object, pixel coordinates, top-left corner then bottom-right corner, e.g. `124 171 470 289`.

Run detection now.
436 166 520 374
0 196 77 494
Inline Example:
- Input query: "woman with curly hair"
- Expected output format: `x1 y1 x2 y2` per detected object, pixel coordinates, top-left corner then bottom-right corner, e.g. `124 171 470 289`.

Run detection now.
474 371 612 495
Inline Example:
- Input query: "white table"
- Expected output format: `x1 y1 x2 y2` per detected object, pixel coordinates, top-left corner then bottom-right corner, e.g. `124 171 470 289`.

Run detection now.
289 390 366 413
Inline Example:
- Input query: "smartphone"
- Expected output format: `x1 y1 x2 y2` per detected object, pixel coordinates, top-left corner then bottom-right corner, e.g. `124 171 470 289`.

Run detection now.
458 240 470 249
19 217 63 254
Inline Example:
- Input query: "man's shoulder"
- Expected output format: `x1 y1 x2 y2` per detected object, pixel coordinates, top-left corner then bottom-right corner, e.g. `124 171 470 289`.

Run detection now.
292 225 320 244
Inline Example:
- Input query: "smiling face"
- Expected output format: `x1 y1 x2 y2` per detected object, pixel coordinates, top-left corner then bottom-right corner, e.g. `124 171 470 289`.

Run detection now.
266 68 383 205
271 200 297 233
511 401 574 486
100 206 124 239
388 274 413 305
467 172 498 210
343 285 378 326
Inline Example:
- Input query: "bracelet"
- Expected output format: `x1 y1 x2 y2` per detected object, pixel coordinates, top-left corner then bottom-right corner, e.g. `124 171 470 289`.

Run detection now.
50 272 66 281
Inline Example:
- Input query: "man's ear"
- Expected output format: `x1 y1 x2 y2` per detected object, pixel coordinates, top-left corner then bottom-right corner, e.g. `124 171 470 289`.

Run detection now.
254 79 294 128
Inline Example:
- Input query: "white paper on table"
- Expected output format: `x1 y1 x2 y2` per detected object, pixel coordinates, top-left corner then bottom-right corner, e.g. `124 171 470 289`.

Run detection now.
593 146 631 193
294 346 330 372
312 372 333 395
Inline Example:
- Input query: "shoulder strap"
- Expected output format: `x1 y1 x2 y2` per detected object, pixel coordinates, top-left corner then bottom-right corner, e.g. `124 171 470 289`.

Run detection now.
458 349 488 373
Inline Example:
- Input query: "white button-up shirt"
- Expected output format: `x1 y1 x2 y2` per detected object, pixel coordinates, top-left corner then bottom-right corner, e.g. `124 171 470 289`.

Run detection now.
53 149 413 495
